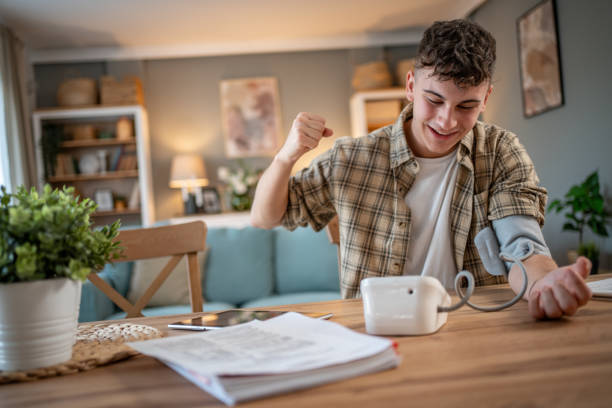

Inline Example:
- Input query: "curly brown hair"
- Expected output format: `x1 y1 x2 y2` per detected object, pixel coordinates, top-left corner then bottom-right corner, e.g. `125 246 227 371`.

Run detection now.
415 19 496 87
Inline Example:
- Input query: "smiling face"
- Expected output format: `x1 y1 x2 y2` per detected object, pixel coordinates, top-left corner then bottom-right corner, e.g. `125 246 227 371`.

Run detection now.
405 68 493 158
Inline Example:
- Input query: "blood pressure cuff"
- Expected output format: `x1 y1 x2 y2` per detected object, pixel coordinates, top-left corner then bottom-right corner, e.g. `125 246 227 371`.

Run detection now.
475 215 551 277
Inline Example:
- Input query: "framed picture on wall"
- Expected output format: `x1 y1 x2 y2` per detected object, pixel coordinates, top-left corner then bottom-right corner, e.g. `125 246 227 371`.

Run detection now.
220 77 283 157
517 0 564 117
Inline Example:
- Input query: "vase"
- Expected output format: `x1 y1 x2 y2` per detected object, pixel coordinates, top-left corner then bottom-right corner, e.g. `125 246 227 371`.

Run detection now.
0 278 82 371
230 192 252 212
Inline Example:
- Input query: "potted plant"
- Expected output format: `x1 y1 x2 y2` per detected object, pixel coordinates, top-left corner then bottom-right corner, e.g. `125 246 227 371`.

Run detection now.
0 185 121 371
548 171 610 274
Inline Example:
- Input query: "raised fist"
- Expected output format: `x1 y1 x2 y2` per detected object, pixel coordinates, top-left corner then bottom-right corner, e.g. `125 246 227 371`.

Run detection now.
276 112 333 164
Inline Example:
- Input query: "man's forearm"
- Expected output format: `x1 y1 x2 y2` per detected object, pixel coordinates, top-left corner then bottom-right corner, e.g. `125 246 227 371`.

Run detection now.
251 112 333 229
250 155 294 229
508 254 558 300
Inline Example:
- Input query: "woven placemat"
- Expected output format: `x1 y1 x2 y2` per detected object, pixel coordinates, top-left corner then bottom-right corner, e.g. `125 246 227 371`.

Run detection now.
0 322 164 384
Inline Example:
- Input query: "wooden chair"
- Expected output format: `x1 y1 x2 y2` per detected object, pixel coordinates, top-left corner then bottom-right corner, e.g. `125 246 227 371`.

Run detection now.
325 216 342 282
87 221 207 318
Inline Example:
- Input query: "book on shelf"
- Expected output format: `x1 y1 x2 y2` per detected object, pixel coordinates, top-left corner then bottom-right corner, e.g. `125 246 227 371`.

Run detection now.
109 146 122 171
53 153 75 176
128 312 400 406
128 181 140 209
116 144 138 171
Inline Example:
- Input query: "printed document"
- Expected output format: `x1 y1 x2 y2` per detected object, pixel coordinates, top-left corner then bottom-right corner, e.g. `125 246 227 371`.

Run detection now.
129 312 400 405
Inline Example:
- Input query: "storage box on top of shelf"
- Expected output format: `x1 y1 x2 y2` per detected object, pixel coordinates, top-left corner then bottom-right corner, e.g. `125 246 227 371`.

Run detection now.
351 61 392 91
57 78 98 107
100 76 144 106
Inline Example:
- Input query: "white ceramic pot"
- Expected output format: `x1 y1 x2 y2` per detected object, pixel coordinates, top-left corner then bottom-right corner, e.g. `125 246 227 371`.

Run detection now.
0 278 82 371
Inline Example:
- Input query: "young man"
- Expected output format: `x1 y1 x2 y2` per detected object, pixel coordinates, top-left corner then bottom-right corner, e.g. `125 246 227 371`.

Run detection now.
251 20 591 320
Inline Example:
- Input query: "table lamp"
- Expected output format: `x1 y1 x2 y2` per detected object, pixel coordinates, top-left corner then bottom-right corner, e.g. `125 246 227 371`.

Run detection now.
169 154 209 215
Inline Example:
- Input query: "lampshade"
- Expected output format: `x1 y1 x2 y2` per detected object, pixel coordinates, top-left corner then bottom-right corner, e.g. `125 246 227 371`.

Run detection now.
169 154 209 188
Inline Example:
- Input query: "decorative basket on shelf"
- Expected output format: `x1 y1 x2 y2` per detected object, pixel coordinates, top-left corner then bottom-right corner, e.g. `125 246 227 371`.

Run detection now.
57 78 97 107
100 76 144 106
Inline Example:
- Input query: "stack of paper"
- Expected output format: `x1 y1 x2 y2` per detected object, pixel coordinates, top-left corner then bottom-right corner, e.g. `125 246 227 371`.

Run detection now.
587 278 612 300
129 312 400 405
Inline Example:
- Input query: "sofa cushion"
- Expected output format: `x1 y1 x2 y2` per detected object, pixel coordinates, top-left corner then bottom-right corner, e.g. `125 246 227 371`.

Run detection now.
274 227 340 294
107 301 235 320
78 261 133 323
204 227 275 305
104 261 133 297
127 249 207 307
241 291 341 308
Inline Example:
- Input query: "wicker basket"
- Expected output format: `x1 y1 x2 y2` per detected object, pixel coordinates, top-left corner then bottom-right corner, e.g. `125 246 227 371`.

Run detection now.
351 61 392 91
64 124 96 140
57 78 97 107
100 76 144 106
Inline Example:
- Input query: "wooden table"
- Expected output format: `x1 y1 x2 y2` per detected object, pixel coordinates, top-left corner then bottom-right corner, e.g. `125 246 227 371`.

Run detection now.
3 276 612 408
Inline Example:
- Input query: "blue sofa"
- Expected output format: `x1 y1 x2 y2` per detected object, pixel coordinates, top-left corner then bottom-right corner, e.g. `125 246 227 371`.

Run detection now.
78 226 341 322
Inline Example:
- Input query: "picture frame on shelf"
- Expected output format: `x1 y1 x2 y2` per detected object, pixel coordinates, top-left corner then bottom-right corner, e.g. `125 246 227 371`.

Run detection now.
201 187 222 214
517 0 564 117
94 189 114 212
220 77 283 158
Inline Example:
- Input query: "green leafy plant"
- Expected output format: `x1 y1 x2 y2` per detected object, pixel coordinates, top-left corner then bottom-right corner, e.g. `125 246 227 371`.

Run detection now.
548 170 610 250
40 124 65 179
577 242 599 261
0 185 122 283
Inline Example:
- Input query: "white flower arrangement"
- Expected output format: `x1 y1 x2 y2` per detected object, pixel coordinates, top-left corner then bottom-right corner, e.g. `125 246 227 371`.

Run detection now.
217 163 261 196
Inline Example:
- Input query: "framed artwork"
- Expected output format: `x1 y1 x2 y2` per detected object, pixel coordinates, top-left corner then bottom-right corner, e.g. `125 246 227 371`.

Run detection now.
94 189 114 212
220 77 283 157
201 187 222 214
517 0 564 117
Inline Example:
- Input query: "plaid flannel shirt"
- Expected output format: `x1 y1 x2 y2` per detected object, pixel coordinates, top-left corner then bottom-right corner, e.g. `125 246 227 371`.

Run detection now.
282 104 547 298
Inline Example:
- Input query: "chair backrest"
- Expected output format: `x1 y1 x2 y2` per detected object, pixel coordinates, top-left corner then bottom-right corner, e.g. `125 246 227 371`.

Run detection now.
325 216 341 282
87 221 207 319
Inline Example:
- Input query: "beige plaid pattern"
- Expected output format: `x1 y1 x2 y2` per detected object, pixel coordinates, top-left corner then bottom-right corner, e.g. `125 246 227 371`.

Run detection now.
282 104 547 298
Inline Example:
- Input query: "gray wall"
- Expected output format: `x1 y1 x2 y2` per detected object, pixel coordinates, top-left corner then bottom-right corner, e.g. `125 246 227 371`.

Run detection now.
471 0 612 269
143 50 353 219
34 47 415 221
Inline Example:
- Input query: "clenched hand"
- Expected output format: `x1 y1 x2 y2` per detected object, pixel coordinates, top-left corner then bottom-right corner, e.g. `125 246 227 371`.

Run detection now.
528 256 592 319
276 112 334 165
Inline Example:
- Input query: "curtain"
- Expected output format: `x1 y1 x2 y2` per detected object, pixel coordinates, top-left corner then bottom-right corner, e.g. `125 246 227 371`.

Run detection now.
0 24 36 191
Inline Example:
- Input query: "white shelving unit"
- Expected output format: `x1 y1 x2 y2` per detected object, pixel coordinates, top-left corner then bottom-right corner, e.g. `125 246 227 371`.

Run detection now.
32 105 155 227
349 88 407 137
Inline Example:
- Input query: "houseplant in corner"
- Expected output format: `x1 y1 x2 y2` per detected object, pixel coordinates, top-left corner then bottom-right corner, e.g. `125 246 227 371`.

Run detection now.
0 185 121 371
548 171 610 274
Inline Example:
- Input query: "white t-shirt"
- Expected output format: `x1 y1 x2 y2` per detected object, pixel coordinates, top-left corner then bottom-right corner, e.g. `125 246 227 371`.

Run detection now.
403 149 459 289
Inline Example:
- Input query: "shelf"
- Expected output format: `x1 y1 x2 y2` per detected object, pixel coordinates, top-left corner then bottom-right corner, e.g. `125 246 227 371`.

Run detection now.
34 104 143 114
168 212 251 228
48 170 139 183
350 88 407 137
33 104 155 227
60 138 136 148
93 208 141 217
367 121 396 132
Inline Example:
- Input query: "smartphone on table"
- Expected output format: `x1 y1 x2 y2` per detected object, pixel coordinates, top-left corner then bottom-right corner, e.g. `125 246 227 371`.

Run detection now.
168 309 333 331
